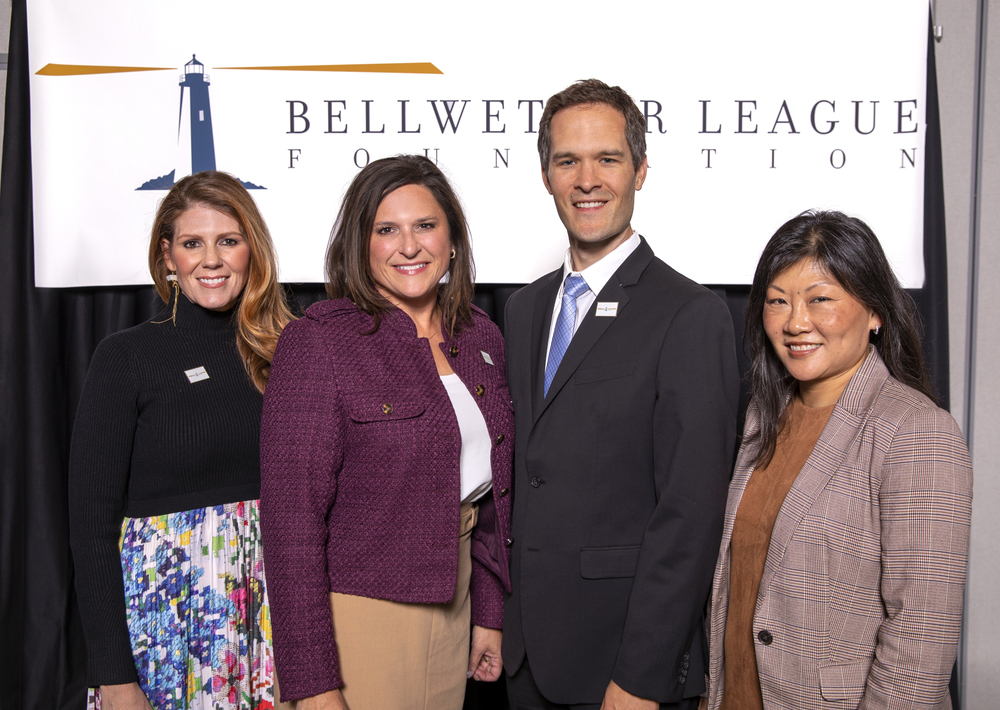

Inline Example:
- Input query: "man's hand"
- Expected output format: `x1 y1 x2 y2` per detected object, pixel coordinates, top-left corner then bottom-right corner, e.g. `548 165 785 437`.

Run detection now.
468 625 503 681
97 683 154 710
599 679 658 710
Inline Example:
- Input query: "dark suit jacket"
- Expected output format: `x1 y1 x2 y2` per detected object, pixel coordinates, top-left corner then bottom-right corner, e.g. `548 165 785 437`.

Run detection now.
502 238 739 704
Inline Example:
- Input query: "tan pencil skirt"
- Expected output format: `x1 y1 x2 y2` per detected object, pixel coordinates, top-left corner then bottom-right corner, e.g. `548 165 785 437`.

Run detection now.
327 502 478 710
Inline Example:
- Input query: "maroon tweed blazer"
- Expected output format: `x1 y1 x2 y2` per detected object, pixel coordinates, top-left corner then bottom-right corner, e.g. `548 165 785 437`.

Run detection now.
259 299 514 702
708 348 973 709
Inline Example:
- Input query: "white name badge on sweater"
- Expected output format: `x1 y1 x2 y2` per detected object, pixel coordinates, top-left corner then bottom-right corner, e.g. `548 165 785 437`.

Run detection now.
184 366 210 383
596 302 619 317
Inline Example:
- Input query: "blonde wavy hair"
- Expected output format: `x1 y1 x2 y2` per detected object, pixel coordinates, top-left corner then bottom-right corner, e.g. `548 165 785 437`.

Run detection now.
148 171 295 393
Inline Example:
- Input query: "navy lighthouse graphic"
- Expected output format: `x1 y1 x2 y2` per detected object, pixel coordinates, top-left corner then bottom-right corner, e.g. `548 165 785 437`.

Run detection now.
138 55 262 190
179 54 216 174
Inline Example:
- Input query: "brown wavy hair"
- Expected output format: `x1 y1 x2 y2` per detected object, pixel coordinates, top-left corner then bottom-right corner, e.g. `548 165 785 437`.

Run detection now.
325 155 474 335
147 171 295 393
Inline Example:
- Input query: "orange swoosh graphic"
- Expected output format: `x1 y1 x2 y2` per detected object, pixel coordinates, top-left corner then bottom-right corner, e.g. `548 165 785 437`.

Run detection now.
215 63 442 74
36 64 174 76
36 62 442 76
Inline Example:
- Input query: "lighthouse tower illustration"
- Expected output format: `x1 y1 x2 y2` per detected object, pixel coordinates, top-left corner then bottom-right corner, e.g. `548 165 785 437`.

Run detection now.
137 55 263 190
176 55 216 176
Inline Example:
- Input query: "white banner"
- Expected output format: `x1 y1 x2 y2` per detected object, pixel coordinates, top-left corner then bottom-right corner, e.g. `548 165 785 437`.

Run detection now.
28 1 927 287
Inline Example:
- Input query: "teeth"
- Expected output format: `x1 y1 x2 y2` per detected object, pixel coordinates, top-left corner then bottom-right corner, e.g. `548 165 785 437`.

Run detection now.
575 201 605 209
789 344 820 351
199 277 227 285
394 264 426 273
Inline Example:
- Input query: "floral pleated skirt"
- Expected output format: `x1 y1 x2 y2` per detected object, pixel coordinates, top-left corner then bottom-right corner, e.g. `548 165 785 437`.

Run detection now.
89 500 280 710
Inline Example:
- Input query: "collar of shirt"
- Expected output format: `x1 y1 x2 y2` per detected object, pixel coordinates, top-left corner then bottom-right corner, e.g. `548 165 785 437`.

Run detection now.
545 230 642 362
559 230 642 298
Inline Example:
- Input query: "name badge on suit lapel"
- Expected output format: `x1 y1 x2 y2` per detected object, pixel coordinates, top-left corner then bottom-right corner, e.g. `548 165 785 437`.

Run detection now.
595 302 619 317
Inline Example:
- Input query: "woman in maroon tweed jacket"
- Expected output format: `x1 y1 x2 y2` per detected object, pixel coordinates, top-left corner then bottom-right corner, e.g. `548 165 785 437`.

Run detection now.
259 156 513 708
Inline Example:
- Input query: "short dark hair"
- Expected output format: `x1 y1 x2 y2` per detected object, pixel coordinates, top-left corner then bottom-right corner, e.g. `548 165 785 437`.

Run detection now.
325 155 474 335
744 209 934 468
537 79 646 172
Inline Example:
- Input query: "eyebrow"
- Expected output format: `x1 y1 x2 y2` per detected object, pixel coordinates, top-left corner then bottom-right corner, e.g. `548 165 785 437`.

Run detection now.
373 216 439 226
551 148 627 162
176 230 243 239
767 281 834 293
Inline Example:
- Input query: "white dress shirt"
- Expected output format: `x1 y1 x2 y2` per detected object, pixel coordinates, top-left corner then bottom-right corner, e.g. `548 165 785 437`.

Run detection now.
543 230 642 370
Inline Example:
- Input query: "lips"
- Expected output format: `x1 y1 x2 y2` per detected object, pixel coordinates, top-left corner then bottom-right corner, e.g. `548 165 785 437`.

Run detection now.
787 342 821 353
392 263 429 274
197 276 229 286
574 200 607 209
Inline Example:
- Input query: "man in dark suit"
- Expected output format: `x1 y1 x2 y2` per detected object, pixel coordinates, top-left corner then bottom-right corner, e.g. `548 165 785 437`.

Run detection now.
502 79 740 709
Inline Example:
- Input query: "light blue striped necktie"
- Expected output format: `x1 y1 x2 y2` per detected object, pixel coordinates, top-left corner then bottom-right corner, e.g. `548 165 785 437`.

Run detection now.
544 274 589 397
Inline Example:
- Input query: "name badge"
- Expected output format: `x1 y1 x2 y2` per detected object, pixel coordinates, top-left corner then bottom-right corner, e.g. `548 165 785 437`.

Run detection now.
595 302 619 317
185 366 210 383
481 351 494 366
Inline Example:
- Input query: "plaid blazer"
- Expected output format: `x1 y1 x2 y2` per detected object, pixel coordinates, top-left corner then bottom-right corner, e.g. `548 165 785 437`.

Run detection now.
707 348 972 710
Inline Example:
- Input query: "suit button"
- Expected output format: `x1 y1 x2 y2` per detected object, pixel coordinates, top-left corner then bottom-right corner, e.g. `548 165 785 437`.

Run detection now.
758 630 773 645
505 537 513 547
495 434 505 444
475 384 485 396
530 476 541 488
381 403 393 415
449 345 459 357
499 487 509 498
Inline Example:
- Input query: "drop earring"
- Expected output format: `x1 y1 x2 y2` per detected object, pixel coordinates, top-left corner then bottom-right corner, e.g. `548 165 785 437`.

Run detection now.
164 273 180 326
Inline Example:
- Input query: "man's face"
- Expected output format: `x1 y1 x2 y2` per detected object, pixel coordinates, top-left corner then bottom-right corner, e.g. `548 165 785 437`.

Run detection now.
542 103 646 256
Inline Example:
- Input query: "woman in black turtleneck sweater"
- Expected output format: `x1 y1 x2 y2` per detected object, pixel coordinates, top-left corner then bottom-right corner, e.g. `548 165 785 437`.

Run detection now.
69 171 294 710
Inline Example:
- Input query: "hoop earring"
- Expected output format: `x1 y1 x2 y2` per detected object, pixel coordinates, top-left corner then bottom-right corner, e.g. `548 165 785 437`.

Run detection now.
874 325 880 336
450 249 456 260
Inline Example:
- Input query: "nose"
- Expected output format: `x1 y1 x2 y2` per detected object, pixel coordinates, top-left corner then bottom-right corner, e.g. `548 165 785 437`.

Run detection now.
398 227 419 258
575 160 602 192
785 301 811 334
203 243 221 267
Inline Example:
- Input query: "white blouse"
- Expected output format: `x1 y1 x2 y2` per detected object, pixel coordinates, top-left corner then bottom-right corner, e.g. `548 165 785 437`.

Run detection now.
440 373 493 503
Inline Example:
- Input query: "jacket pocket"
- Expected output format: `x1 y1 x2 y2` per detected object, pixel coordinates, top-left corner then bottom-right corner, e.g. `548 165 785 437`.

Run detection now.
579 545 641 579
346 391 426 423
574 361 635 384
818 658 872 701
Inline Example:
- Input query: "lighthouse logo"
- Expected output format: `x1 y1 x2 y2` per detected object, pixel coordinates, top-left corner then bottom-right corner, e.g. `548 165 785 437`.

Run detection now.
137 55 263 190
36 55 442 194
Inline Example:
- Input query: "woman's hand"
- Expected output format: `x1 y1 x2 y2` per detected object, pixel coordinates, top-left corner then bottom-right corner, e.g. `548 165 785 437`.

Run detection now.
298 689 350 710
97 683 154 710
468 625 503 681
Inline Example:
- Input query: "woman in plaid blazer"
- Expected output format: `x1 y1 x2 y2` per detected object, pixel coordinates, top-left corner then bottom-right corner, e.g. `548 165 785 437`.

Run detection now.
707 211 973 710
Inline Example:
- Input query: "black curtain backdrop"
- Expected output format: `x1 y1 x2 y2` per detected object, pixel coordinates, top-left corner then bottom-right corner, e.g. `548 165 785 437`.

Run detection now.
0 1 952 706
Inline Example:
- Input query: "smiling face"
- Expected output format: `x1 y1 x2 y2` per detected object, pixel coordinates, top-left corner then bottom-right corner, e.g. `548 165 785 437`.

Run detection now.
542 103 647 270
369 183 452 319
162 204 250 312
764 258 881 406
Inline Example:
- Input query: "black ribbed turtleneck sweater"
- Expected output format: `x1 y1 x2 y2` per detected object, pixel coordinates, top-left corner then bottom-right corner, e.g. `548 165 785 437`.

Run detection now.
68 294 264 686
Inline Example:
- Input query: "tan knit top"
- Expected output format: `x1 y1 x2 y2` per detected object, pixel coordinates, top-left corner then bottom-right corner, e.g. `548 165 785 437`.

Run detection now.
720 396 835 710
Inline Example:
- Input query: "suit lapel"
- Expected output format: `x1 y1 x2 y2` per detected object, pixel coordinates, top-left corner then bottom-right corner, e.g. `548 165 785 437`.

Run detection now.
532 239 653 426
755 348 889 608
